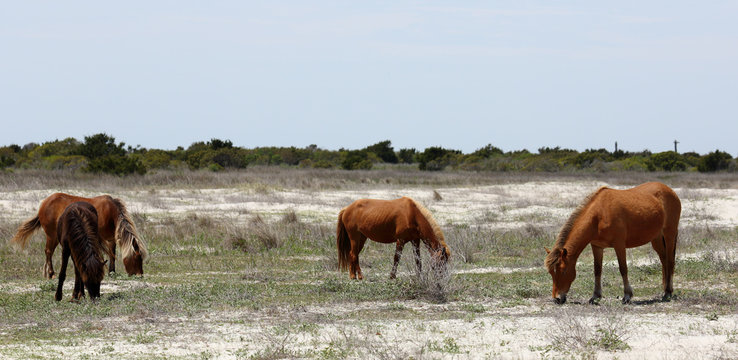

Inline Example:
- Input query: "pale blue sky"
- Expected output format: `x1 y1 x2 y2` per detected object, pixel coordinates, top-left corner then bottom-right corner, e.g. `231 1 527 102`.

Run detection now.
2 1 737 154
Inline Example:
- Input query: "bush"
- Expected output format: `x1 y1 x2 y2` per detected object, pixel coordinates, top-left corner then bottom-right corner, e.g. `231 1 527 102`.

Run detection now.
79 133 126 159
573 149 613 169
141 149 173 169
418 147 461 171
698 150 733 172
341 150 373 170
397 148 417 164
85 155 146 175
648 151 688 171
472 144 503 158
365 140 398 163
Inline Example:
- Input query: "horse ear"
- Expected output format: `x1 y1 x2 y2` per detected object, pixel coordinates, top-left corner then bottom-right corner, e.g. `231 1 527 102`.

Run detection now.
559 248 568 264
544 247 551 254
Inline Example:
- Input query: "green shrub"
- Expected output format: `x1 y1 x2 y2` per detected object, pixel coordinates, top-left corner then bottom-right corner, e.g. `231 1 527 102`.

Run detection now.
648 151 688 171
698 150 733 172
365 140 398 163
341 150 372 170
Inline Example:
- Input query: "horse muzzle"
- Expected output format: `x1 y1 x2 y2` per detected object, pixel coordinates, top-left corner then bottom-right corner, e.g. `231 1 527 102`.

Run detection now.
554 294 567 305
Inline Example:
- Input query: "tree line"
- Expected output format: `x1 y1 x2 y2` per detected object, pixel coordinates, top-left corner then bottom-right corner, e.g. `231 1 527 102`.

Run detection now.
0 134 734 175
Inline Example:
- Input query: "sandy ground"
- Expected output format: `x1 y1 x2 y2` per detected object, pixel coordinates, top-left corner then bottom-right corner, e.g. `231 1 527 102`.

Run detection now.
3 180 738 228
2 180 738 359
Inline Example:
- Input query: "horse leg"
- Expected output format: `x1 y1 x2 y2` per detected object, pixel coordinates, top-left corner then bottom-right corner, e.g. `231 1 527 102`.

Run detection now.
663 229 678 300
589 245 603 304
614 245 633 304
109 241 117 274
55 245 70 301
72 266 84 302
44 235 57 279
412 239 422 275
349 232 367 280
650 236 669 301
390 240 406 279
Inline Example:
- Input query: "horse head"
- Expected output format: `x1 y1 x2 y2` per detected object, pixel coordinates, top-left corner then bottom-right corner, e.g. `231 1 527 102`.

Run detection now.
85 277 102 299
545 247 576 304
430 244 451 274
122 240 144 276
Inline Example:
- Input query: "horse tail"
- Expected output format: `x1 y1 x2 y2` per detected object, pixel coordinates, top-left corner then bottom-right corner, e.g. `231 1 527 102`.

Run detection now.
336 209 351 272
11 215 41 249
111 198 148 261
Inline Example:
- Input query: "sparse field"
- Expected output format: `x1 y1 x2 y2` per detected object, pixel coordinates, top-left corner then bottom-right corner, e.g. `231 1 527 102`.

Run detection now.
1 168 737 359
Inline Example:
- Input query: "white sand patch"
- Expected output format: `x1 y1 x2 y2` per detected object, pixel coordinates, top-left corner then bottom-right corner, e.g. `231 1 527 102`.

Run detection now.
3 303 735 359
4 181 738 230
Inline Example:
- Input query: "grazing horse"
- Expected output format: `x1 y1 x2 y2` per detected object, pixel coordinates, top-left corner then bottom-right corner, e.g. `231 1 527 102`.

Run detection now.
55 202 109 301
11 193 147 278
336 197 450 280
545 182 681 304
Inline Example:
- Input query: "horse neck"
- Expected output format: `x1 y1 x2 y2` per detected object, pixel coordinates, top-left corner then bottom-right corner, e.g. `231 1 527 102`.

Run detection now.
560 215 598 262
414 211 445 251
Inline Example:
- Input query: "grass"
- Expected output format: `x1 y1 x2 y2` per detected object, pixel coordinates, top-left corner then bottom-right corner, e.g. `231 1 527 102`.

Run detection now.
1 169 737 358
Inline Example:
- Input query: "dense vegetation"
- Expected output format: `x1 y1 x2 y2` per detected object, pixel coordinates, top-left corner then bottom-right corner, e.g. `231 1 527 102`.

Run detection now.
0 133 734 175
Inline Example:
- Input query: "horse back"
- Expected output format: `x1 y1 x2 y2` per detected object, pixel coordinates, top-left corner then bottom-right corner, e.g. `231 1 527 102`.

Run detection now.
595 182 678 248
342 197 419 243
38 193 118 241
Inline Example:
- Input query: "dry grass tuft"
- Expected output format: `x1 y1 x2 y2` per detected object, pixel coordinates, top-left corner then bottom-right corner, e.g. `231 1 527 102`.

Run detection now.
546 308 630 353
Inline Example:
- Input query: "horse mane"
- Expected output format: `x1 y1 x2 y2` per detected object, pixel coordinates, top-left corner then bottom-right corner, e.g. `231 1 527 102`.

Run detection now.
64 205 107 283
545 186 608 272
111 198 148 261
409 198 449 253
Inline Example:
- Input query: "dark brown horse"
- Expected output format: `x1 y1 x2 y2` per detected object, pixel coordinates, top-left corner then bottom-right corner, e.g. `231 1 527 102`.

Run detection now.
336 197 450 280
11 193 147 278
545 182 681 304
55 202 109 301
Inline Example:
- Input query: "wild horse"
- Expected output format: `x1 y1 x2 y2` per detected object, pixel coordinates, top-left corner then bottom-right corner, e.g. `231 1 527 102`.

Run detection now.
545 182 681 304
336 197 450 280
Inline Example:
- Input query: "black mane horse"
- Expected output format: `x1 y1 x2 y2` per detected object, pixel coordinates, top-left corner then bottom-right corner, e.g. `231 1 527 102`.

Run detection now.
55 202 110 302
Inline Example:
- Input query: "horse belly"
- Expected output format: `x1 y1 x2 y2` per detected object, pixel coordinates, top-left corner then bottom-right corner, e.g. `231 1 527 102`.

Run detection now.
624 210 664 248
358 223 397 243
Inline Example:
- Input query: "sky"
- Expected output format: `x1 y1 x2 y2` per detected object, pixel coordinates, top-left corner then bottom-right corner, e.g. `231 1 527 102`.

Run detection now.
1 1 737 155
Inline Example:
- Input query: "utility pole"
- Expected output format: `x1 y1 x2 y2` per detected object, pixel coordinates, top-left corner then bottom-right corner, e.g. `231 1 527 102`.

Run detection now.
615 141 618 153
674 140 679 153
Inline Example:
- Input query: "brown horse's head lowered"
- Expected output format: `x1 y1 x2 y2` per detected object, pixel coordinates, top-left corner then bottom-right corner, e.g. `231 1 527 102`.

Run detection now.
336 196 450 280
545 182 681 305
111 198 148 276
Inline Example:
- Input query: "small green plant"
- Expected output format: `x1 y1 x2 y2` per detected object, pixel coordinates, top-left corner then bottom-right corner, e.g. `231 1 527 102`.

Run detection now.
461 303 485 313
588 328 631 351
132 332 156 344
428 337 462 354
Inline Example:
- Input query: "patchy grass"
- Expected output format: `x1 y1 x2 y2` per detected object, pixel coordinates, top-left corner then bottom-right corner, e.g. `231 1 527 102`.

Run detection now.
1 170 738 358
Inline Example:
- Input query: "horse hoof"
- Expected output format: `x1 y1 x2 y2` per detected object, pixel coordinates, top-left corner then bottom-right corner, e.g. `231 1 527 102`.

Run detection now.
621 296 631 304
662 293 672 302
588 297 600 305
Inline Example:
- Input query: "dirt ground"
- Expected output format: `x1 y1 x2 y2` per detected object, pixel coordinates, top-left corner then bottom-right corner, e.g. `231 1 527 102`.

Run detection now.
1 178 737 359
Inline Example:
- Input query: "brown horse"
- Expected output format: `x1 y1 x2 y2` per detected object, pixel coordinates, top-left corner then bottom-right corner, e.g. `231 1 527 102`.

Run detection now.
545 182 681 304
11 193 147 278
55 202 110 301
336 197 450 280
